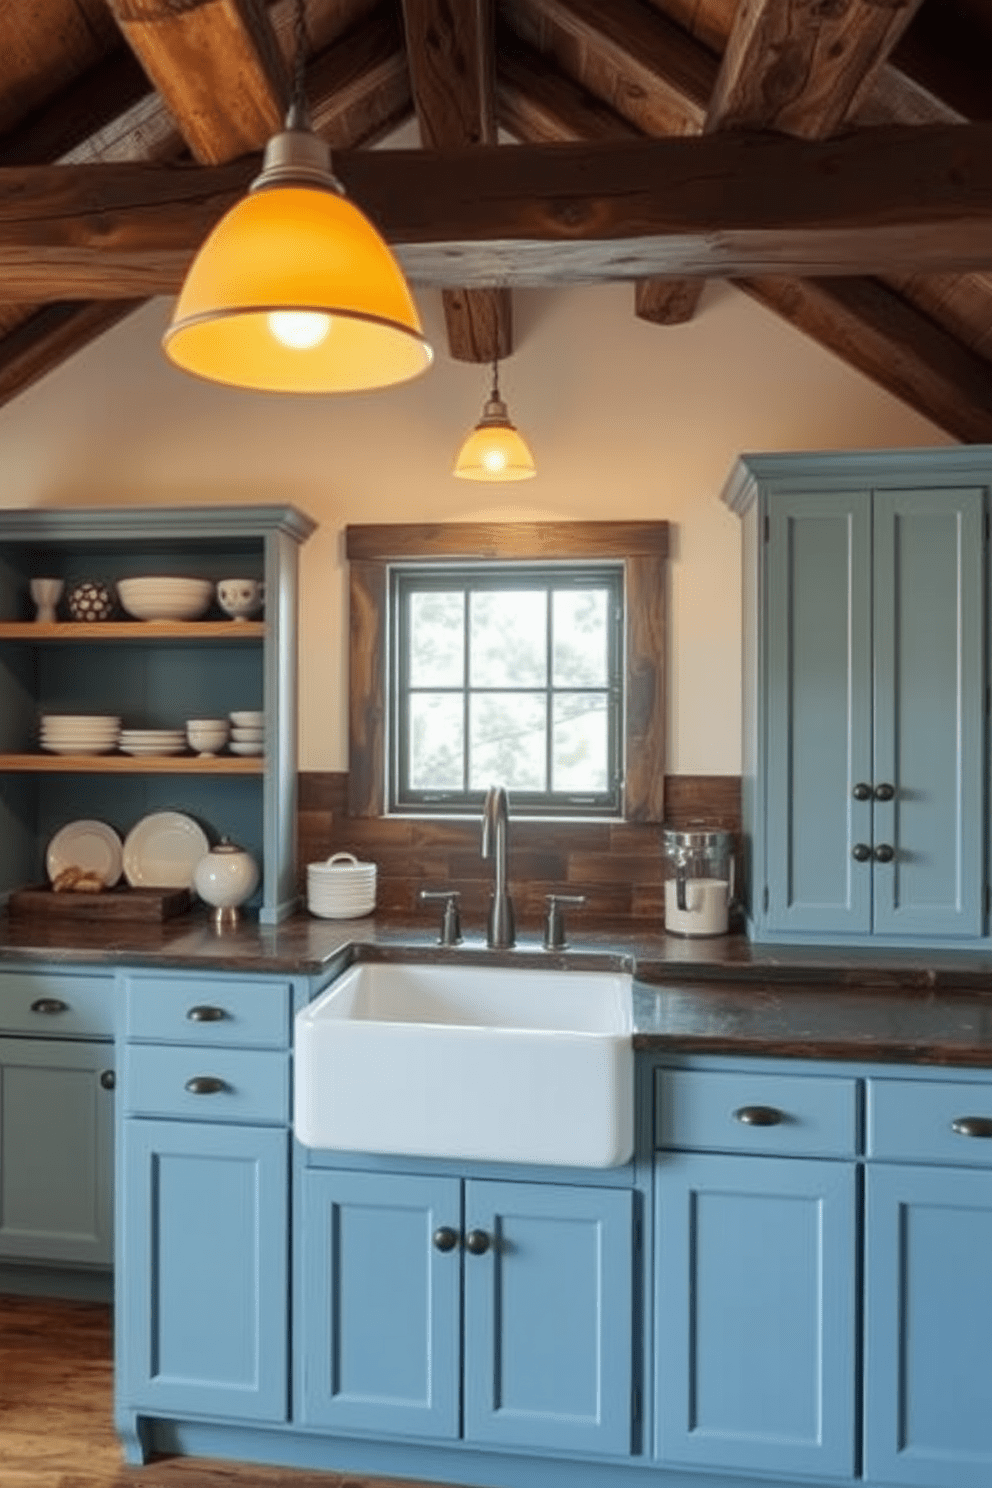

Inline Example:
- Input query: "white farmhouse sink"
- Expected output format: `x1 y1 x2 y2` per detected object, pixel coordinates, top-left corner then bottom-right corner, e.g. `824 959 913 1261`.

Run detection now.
294 961 634 1168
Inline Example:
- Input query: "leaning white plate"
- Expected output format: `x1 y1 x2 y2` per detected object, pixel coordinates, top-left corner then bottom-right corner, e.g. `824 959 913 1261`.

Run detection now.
123 810 209 889
46 819 123 887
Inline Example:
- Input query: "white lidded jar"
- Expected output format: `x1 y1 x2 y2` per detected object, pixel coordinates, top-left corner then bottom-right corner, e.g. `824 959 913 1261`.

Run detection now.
662 827 735 937
193 836 260 927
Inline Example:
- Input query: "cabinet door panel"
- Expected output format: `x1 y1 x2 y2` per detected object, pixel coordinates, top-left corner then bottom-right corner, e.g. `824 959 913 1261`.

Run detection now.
298 1169 461 1438
464 1179 634 1456
654 1151 856 1479
766 491 873 935
865 1164 992 1487
119 1119 288 1421
872 487 985 938
0 1037 113 1265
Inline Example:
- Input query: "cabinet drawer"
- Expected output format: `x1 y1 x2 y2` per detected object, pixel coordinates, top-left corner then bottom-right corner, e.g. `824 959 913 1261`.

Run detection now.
867 1075 992 1166
655 1068 859 1157
124 975 291 1048
123 1044 289 1123
0 970 115 1038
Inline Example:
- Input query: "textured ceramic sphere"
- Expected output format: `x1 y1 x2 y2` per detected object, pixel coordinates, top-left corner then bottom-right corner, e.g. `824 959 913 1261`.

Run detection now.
193 837 259 917
66 579 115 622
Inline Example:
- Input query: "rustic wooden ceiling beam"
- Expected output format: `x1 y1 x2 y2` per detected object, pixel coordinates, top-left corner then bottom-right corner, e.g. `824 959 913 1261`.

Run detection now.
402 0 510 363
503 0 714 326
639 0 926 328
4 124 992 300
0 299 143 409
105 0 290 164
737 274 992 443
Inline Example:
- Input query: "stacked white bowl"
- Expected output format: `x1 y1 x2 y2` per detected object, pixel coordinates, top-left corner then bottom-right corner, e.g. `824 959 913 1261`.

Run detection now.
118 576 213 621
229 709 264 756
186 718 230 756
39 713 121 755
307 852 377 918
119 727 187 757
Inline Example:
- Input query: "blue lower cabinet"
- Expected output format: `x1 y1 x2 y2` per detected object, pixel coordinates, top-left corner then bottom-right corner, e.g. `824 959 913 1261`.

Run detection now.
298 1169 635 1458
463 1179 634 1456
298 1168 462 1438
0 1036 114 1266
654 1150 857 1480
865 1164 992 1487
119 1119 289 1422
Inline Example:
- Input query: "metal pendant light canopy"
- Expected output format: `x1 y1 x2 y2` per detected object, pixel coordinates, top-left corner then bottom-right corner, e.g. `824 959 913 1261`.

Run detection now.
453 360 536 481
162 2 432 394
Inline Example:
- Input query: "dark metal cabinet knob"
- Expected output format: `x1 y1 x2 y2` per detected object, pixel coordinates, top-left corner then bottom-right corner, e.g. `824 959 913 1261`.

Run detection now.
873 843 895 863
852 783 872 802
99 1069 116 1091
874 783 895 802
734 1105 784 1127
184 1075 228 1096
432 1226 459 1252
852 843 872 862
30 997 68 1015
465 1228 491 1255
951 1116 992 1139
186 1005 227 1023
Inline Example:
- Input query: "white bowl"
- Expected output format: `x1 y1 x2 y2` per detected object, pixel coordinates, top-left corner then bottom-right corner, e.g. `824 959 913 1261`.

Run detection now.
231 725 264 742
118 577 213 622
229 741 264 756
230 711 264 728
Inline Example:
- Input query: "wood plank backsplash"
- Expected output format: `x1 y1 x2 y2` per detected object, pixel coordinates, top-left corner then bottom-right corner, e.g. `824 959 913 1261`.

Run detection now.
299 773 741 930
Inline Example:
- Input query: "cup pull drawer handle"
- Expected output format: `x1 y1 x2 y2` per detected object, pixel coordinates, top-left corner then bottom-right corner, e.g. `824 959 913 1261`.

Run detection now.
951 1116 992 1138
184 1075 228 1096
186 1005 228 1023
30 997 68 1015
734 1105 784 1127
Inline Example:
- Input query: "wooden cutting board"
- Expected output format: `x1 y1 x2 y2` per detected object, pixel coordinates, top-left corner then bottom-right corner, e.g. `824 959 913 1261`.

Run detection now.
7 883 195 922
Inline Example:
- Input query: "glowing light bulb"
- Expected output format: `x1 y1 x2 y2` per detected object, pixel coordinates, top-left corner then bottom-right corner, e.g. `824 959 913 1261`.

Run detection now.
268 310 332 350
482 446 507 472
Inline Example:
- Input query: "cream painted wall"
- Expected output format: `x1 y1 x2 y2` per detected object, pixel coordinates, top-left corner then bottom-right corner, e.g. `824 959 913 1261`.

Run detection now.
0 279 948 774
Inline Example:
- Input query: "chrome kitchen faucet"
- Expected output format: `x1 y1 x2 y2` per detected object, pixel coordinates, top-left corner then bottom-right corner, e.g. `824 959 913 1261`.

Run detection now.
482 784 515 949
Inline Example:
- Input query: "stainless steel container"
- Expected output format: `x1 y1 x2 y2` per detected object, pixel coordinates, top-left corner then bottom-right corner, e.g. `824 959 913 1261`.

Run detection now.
661 827 735 937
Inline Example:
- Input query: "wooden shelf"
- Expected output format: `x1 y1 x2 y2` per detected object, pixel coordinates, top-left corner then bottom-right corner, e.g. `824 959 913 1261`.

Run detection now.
0 621 265 641
0 754 264 774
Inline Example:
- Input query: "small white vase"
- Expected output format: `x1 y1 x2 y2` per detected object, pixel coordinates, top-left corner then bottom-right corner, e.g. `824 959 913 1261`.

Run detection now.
30 577 64 623
193 837 259 927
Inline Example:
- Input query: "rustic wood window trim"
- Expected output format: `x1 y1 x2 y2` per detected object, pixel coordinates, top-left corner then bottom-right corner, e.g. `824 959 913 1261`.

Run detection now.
345 521 669 822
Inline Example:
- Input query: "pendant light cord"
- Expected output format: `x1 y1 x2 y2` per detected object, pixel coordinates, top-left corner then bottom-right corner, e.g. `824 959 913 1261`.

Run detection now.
288 0 311 129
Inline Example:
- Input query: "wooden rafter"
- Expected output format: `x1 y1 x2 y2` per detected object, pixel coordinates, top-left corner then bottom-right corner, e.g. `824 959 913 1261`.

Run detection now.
402 0 510 364
639 0 927 327
105 0 289 164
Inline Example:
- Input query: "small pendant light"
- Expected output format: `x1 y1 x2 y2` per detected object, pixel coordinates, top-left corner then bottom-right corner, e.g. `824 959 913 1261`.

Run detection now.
162 0 432 394
453 360 536 481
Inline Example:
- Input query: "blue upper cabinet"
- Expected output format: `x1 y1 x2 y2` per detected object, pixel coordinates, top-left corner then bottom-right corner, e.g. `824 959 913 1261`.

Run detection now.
724 449 988 946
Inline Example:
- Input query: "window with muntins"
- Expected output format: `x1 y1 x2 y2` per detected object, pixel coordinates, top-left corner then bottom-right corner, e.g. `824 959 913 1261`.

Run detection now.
345 521 669 823
390 563 624 814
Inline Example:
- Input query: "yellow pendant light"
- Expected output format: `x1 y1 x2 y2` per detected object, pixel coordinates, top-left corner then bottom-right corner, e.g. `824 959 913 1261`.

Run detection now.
453 360 536 481
162 1 432 394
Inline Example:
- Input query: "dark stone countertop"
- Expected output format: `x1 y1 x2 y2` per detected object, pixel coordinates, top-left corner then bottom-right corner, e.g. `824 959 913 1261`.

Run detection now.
2 907 992 1068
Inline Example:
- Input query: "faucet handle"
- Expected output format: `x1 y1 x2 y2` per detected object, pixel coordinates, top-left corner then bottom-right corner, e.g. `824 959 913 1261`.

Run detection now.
420 889 463 947
543 893 586 951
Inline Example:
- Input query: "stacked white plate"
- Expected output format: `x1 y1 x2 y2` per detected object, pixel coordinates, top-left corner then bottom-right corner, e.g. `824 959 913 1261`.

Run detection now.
119 727 187 757
117 576 213 622
39 713 121 755
307 852 377 918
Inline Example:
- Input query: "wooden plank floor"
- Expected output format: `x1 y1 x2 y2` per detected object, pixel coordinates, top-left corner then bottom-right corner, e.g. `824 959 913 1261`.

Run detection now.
0 1295 449 1488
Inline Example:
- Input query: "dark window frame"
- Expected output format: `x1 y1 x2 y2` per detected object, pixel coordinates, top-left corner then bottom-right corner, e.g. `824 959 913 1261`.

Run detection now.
345 522 669 823
390 561 625 816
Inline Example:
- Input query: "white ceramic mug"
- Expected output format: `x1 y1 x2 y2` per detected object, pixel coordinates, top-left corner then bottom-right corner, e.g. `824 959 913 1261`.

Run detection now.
217 578 264 621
